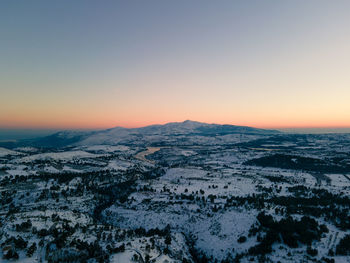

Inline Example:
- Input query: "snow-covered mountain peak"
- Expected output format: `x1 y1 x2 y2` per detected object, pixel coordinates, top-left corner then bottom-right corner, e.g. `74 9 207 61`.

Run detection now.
14 121 281 147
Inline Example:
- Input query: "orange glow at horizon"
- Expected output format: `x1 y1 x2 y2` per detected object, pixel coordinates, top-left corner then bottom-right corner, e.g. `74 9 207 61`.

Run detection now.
1 112 350 130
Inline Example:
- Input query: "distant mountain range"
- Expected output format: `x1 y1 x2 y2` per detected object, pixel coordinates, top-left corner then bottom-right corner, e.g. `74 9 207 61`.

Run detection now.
1 120 281 148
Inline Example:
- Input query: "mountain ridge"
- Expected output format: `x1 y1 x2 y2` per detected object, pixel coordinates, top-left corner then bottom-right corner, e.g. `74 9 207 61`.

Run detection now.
4 120 281 148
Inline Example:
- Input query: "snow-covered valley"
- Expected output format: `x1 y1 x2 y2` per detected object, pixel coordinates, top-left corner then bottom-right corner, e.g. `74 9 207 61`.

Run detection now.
1 122 350 262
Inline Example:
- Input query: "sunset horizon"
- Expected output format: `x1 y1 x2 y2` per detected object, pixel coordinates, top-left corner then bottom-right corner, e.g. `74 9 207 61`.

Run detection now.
1 119 350 131
2 1 350 131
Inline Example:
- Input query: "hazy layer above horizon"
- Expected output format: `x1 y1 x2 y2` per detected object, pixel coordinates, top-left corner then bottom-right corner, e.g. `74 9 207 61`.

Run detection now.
1 125 350 142
0 129 59 141
279 128 350 134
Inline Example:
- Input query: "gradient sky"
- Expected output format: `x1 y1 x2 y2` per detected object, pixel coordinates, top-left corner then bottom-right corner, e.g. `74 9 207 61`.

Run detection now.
1 1 350 129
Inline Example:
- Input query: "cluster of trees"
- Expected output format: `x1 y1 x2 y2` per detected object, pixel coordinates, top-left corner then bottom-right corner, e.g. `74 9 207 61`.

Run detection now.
47 240 108 263
15 219 32 232
1 236 33 260
224 186 350 230
272 187 350 230
264 175 290 183
248 212 328 255
0 190 15 206
0 174 29 186
336 234 350 255
245 153 350 173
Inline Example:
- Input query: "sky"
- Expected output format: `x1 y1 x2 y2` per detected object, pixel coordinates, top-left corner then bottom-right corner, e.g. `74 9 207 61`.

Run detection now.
1 0 350 130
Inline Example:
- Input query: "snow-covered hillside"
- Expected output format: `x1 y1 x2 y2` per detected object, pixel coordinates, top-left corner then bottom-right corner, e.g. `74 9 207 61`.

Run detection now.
9 120 280 148
1 132 350 262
